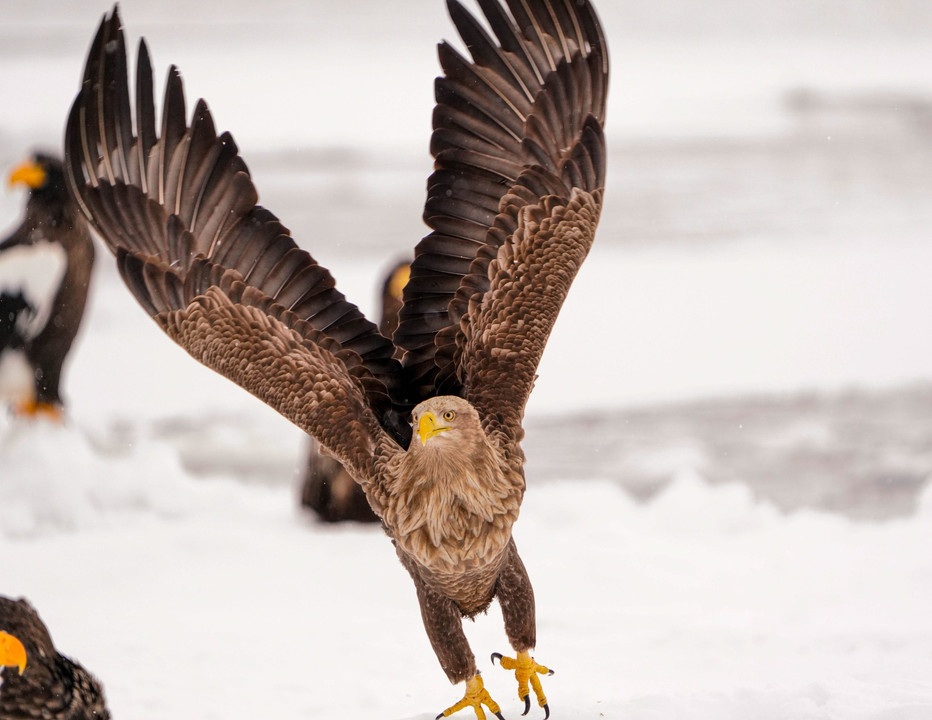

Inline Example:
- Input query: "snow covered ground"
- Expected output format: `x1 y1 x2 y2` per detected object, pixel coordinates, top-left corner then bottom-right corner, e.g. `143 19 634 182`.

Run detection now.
2 421 932 720
2 1 932 718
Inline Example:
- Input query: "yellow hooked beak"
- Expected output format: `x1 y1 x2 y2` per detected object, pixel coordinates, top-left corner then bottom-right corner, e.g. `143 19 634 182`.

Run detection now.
0 630 27 675
417 411 450 446
8 160 46 190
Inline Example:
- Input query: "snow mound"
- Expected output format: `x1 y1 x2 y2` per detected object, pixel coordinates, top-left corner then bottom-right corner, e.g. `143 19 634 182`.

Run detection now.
0 419 207 537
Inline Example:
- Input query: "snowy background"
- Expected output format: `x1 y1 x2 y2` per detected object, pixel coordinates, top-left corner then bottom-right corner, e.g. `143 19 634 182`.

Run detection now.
2 1 932 718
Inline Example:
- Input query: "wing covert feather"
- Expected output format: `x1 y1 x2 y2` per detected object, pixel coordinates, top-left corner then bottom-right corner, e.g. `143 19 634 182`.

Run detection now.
157 280 396 508
459 188 603 456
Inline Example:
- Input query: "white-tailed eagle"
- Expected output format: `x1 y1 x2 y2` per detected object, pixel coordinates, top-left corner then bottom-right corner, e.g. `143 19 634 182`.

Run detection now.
63 1 608 716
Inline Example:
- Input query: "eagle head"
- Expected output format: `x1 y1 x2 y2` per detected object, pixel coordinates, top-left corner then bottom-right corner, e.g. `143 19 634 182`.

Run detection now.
410 396 481 449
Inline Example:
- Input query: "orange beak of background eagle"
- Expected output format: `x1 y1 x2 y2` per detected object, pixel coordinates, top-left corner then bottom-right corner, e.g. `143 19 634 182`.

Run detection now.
8 160 46 190
417 411 450 446
0 630 27 675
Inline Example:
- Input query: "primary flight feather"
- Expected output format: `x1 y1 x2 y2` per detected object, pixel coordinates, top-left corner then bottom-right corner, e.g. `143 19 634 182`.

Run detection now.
64 1 608 716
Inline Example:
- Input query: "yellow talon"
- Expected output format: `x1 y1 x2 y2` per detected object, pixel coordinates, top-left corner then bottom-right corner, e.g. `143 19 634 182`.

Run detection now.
0 630 27 675
492 650 553 718
437 674 505 720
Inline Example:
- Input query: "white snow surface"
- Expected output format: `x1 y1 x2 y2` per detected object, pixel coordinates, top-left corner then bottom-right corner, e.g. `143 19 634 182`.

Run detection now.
1 1 932 718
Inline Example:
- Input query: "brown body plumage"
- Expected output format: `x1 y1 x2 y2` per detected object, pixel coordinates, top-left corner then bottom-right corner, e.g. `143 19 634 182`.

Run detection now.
0 597 109 720
63 1 608 715
387 398 522 607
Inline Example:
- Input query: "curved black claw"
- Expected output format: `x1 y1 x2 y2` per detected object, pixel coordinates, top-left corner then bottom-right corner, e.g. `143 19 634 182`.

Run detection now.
436 714 443 719
542 703 550 720
491 652 503 665
521 695 531 715
495 713 506 720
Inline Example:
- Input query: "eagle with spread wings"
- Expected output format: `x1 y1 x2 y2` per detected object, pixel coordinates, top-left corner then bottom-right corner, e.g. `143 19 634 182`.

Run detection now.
63 1 608 717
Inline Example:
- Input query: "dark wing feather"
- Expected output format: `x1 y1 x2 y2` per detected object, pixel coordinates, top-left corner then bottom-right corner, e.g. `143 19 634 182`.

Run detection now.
395 0 608 412
64 8 410 479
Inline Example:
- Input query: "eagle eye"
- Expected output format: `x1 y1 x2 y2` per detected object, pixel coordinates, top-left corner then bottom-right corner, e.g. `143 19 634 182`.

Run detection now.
443 410 456 421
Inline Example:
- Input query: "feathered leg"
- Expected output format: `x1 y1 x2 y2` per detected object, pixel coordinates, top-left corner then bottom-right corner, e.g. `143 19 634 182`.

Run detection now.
413 571 476 683
400 552 503 720
493 542 554 719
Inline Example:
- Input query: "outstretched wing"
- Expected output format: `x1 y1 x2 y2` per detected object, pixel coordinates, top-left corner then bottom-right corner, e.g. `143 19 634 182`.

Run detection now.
394 0 608 449
64 8 407 496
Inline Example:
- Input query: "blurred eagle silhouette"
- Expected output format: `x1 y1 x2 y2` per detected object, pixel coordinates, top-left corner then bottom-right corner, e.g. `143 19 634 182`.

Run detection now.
0 154 93 421
63 1 607 717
